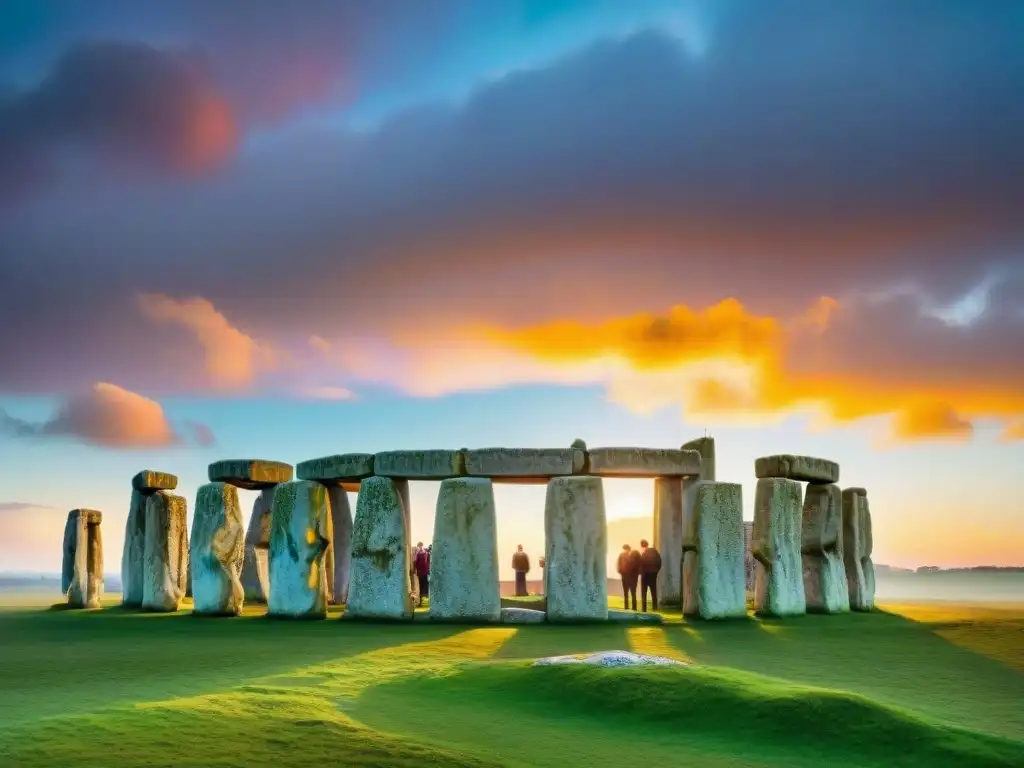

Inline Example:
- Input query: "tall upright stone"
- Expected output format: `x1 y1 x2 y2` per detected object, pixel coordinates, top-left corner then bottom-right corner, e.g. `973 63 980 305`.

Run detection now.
345 477 413 620
239 489 275 603
142 492 189 612
63 509 104 609
544 476 608 622
752 478 806 617
122 470 178 607
652 477 684 606
326 487 353 604
842 488 875 611
429 478 501 623
674 437 715 608
743 521 755 592
267 481 332 619
682 482 746 620
801 483 849 614
191 483 245 616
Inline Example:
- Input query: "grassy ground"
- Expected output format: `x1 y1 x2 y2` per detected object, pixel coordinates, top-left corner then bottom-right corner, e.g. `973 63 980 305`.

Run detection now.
0 595 1021 767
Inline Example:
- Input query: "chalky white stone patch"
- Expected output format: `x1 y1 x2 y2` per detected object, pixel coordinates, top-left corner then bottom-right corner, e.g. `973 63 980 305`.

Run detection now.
142 491 188 612
533 651 686 667
268 481 332 619
544 476 608 622
191 482 245 616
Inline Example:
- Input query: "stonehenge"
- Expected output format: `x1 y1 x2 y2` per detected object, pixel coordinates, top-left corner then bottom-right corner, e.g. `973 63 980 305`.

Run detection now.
68 443 878 625
62 509 103 609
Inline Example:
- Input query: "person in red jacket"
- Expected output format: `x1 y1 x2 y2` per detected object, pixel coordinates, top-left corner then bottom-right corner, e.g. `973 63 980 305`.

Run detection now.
639 539 662 612
414 544 431 606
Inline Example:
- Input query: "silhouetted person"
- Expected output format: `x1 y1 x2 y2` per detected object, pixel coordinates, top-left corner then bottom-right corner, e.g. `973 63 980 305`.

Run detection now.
639 539 662 612
512 544 530 596
617 544 641 610
415 543 431 606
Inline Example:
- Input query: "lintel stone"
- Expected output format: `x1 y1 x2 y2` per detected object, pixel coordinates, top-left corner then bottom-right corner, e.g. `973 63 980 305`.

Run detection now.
208 459 293 490
374 449 466 480
755 454 839 484
465 447 583 480
296 453 375 485
587 447 701 478
131 470 178 494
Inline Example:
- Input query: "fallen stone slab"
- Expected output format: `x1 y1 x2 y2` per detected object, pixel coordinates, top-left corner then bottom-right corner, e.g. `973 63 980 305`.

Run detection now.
755 454 839 484
121 490 147 607
653 476 684 607
345 477 413 620
752 478 806 617
842 488 875 611
501 607 546 624
429 478 501 623
240 489 274 603
607 609 664 624
191 482 245 616
327 487 353 604
208 459 293 490
374 449 467 480
681 437 716 481
268 481 332 619
534 651 685 667
544 476 608 622
296 453 375 485
465 448 584 482
682 482 746 620
587 447 701 478
142 492 188 612
131 470 178 494
801 483 849 614
63 509 103 609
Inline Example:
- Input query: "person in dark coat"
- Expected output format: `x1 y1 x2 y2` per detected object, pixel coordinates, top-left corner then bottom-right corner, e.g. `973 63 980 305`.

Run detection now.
414 544 431 606
617 544 641 610
639 539 662 612
511 545 530 596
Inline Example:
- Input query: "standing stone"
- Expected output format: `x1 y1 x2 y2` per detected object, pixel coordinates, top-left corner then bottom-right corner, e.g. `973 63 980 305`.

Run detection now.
142 492 189 612
327 487 353 604
191 483 245 616
801 484 849 614
429 478 501 622
682 483 746 620
752 478 806 617
680 437 716 594
652 477 684 607
743 521 755 592
544 476 608 622
240 489 274 603
394 478 412 567
63 509 103 609
842 488 875 611
121 490 147 607
345 477 413 620
268 481 332 619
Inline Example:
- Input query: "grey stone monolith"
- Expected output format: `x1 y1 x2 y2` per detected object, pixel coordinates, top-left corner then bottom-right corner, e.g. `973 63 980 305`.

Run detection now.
240 489 274 603
682 482 746 619
429 478 501 622
64 509 103 609
743 521 755 592
752 478 806 617
801 483 849 614
842 488 875 611
345 476 413 620
327 487 353 604
267 481 332 619
680 437 716 593
190 482 245 616
653 477 684 607
142 491 189 612
121 490 147 606
544 476 608 622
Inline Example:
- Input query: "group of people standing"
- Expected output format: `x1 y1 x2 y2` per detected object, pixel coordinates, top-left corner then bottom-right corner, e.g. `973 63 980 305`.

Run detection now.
616 540 662 612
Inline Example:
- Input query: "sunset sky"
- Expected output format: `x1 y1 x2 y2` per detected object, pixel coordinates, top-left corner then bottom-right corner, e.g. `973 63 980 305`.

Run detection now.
1 1 1022 576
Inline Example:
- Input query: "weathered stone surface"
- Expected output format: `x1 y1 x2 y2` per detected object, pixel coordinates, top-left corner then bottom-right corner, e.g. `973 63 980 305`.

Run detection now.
429 478 501 622
681 437 716 481
190 483 245 616
131 470 178 494
653 477 684 607
607 609 664 624
61 513 76 595
121 490 147 607
240 489 274 603
64 509 103 609
87 517 104 608
755 454 839 484
296 454 375 485
465 448 582 481
752 478 806 617
345 477 413 620
544 476 608 622
142 492 188 612
743 521 755 592
681 482 746 620
586 447 701 478
842 488 875 611
501 607 546 623
268 481 332 619
801 484 849 614
374 450 466 479
208 459 293 490
327 487 353 604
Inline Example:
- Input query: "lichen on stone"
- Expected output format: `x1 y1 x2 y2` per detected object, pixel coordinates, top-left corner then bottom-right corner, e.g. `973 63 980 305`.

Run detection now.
190 482 245 616
345 477 412 620
752 478 806 617
267 481 331 619
544 476 608 622
142 491 188 612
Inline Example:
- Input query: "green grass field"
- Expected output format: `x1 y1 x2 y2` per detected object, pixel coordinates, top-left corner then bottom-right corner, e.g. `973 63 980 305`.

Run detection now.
0 596 1021 767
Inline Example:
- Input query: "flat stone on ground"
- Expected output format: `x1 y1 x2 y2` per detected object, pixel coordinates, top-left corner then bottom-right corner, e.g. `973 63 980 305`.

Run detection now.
268 481 332 619
296 453 375 485
131 470 178 494
755 454 839 484
190 482 245 616
374 449 466 480
752 478 806 617
586 447 701 478
208 459 293 490
606 609 664 624
429 478 501 622
682 482 746 620
544 476 608 622
142 492 188 612
465 448 583 481
501 607 546 624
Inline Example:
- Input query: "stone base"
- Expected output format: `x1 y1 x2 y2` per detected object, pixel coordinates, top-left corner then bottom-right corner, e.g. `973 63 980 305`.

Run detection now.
752 478 806 617
191 483 245 616
544 476 608 622
267 481 332 620
142 492 188 612
346 477 413 621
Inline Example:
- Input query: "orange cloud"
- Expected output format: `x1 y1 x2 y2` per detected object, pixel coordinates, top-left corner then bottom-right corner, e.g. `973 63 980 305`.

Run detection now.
891 403 974 441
